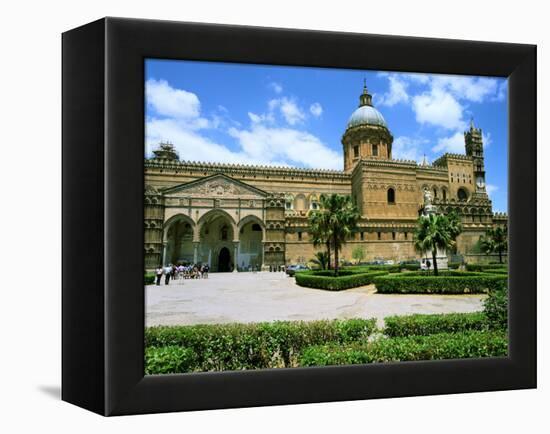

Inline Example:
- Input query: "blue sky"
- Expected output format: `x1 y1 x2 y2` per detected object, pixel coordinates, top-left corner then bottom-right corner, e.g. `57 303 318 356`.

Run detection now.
145 59 508 212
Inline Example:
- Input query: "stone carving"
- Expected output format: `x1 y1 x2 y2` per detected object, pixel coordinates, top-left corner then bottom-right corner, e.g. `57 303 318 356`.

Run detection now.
166 175 267 199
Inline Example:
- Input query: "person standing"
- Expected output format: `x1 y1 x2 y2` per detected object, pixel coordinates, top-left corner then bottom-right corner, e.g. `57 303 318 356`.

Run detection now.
164 264 172 285
155 266 163 286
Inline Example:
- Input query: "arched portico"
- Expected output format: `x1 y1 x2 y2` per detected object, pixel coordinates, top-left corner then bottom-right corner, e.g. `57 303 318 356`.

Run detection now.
197 209 238 272
162 214 197 266
237 215 265 271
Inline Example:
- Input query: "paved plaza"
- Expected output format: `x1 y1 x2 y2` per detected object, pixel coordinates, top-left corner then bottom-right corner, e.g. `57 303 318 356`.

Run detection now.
146 272 485 327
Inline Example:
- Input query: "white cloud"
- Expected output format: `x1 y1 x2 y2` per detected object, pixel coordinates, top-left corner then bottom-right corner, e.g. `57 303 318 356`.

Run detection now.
146 79 202 120
392 136 429 162
309 102 323 117
485 184 498 198
431 75 498 103
432 131 465 154
228 124 342 170
378 75 409 107
413 88 466 130
269 97 306 125
269 82 283 94
146 80 341 170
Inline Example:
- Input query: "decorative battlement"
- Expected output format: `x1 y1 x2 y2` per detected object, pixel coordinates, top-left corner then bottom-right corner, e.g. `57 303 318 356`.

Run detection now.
493 212 508 218
145 157 350 180
432 153 473 167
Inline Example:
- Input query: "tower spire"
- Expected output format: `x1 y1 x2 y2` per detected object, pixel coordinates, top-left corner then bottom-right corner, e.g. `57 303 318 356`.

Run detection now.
359 81 373 107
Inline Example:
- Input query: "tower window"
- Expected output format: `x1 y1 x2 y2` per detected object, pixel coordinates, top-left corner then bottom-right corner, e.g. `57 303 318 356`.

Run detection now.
457 188 468 201
387 188 395 204
442 189 447 200
353 145 359 158
433 188 437 198
404 232 408 240
392 232 396 240
360 232 364 241
298 232 302 241
372 144 379 156
377 232 381 240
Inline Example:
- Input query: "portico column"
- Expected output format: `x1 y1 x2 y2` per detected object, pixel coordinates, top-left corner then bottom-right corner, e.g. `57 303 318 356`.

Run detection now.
162 243 168 266
193 241 199 264
233 241 239 272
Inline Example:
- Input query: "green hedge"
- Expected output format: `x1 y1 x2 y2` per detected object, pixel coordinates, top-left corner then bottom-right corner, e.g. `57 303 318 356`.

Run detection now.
295 270 388 291
299 330 508 366
466 263 508 272
483 287 508 330
384 312 487 337
373 273 507 294
145 345 197 375
145 318 377 373
447 261 461 269
145 273 156 285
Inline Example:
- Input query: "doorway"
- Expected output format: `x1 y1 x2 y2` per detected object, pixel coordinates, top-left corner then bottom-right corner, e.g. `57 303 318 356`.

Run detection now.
218 247 231 272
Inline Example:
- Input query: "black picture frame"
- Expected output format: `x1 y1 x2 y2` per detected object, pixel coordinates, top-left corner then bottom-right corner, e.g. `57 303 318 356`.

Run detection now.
62 17 536 416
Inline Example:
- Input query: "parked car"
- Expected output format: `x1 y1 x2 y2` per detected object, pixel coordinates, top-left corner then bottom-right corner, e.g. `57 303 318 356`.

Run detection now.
286 264 310 277
384 260 395 265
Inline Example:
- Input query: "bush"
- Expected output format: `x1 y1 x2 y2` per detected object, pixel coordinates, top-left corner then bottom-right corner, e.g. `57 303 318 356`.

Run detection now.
144 272 156 285
373 273 507 294
145 345 197 375
466 263 508 272
483 287 508 330
384 312 487 337
145 318 377 373
447 261 461 269
299 330 508 366
399 263 421 271
295 270 388 290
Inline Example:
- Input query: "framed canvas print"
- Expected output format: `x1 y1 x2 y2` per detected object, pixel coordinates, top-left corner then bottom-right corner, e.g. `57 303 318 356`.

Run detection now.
62 17 536 416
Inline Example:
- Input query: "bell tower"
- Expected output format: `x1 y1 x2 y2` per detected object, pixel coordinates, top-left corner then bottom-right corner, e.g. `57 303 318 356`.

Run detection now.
464 119 486 194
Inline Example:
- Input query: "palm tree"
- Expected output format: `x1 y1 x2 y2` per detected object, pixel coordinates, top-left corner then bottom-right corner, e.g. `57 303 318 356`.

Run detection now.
481 226 508 263
309 206 333 269
310 251 330 270
321 194 360 276
413 213 462 276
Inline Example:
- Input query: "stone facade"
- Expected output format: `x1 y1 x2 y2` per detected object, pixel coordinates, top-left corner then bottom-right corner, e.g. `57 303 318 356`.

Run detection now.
144 86 507 271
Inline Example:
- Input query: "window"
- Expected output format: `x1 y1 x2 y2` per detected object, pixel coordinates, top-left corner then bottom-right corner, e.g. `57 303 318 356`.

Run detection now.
377 232 381 240
457 188 468 201
433 188 437 198
442 189 447 200
392 232 396 240
372 143 378 156
387 188 395 204
404 232 408 240
360 232 364 241
221 225 228 240
353 145 359 158
298 232 302 241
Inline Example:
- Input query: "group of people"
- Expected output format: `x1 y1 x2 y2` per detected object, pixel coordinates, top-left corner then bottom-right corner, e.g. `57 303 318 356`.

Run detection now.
154 263 210 285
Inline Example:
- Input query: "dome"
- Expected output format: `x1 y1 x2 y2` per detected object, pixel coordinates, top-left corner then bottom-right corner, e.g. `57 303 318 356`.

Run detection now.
347 105 387 129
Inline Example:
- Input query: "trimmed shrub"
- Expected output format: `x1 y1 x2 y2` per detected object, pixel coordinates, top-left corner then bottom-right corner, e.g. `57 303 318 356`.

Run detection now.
399 263 421 271
145 318 377 373
145 345 197 375
447 261 461 269
299 330 508 366
295 270 388 290
373 273 507 294
384 312 487 337
483 287 508 330
466 263 508 272
145 273 156 285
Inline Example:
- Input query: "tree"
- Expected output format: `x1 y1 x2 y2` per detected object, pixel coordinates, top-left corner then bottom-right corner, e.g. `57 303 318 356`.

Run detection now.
413 213 462 276
352 246 365 264
310 251 329 270
322 194 360 276
480 226 508 263
309 204 333 269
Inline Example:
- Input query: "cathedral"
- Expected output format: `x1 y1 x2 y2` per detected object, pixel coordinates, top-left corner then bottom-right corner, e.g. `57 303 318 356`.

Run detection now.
144 84 507 271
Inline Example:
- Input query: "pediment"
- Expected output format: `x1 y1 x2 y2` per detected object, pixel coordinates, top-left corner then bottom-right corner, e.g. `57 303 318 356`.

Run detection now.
162 173 268 200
